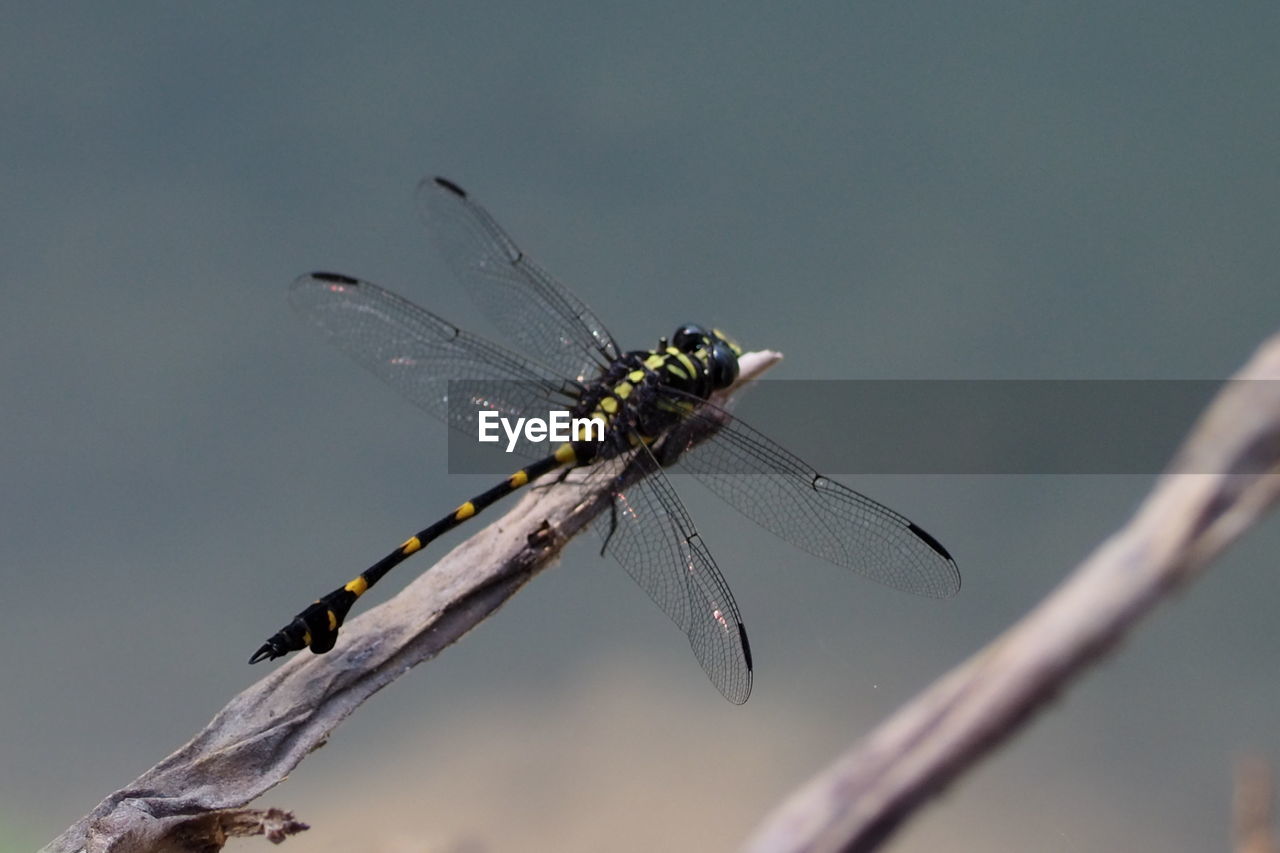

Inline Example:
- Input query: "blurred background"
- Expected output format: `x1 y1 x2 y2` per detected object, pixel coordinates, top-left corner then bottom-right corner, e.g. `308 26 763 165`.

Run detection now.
3 4 1278 851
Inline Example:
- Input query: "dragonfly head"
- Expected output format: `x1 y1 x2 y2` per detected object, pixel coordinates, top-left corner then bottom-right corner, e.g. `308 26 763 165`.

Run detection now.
672 324 741 390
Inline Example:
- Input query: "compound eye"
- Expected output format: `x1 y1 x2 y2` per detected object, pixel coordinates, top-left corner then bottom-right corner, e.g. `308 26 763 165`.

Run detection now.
672 323 710 352
708 341 740 388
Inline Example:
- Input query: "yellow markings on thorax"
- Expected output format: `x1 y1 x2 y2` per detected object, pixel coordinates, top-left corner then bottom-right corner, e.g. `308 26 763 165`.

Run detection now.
454 501 477 521
595 379 634 428
611 354 661 400
344 576 369 597
400 535 423 556
508 469 530 488
645 352 667 369
659 347 704 381
554 443 578 464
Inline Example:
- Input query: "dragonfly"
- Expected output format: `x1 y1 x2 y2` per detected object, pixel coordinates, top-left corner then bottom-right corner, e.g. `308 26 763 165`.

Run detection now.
250 176 960 703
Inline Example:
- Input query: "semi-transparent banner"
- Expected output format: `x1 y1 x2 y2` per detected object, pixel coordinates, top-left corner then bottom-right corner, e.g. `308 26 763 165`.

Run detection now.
445 379 1252 475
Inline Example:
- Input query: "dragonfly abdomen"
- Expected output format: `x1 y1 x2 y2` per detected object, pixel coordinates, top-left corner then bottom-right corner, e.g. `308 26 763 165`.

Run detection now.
248 451 570 663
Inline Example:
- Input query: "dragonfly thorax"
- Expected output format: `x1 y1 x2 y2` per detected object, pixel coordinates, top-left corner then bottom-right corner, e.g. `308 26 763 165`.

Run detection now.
562 329 740 467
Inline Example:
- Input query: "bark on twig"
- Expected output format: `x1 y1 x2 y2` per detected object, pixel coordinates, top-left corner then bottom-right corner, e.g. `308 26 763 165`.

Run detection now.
45 353 781 853
1235 755 1278 853
744 333 1280 853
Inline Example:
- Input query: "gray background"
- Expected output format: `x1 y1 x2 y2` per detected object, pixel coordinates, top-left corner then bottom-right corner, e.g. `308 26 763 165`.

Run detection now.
3 4 1278 851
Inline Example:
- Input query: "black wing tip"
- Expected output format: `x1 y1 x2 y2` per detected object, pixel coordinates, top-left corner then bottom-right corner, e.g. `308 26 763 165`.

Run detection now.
907 521 953 562
905 521 963 596
309 271 360 286
720 622 753 705
433 176 467 198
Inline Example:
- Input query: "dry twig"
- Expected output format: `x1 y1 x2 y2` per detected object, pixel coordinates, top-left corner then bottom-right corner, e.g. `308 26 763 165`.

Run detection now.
1235 755 1278 853
744 333 1280 853
44 353 781 853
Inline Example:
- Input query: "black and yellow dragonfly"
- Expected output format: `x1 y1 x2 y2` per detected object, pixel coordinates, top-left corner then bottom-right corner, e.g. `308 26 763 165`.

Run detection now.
250 177 959 703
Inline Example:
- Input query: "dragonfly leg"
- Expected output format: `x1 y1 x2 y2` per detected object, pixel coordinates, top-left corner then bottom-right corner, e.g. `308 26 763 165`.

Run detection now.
598 495 621 557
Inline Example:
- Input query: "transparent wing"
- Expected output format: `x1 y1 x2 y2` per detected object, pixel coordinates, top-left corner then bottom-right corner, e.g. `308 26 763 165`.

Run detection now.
290 272 581 457
588 448 753 704
417 176 622 384
658 392 961 599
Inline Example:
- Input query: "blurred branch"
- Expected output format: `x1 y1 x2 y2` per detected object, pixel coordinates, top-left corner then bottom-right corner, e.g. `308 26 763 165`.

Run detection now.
44 354 781 853
1236 755 1277 853
744 333 1280 853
